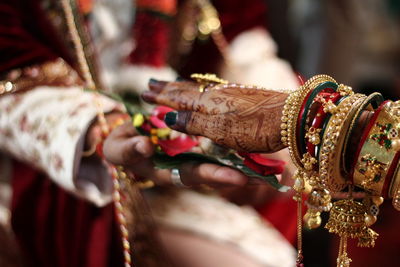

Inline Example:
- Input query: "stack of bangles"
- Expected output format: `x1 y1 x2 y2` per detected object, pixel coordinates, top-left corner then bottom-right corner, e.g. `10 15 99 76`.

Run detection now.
281 75 400 267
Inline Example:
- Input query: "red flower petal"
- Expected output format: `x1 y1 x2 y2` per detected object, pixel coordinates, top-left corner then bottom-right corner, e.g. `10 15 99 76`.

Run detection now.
243 157 266 175
247 153 286 168
140 122 152 133
158 135 199 156
240 152 286 175
149 115 168 128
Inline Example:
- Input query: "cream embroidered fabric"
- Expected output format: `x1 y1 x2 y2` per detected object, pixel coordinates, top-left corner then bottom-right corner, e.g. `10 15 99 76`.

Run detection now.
0 87 122 205
147 189 296 267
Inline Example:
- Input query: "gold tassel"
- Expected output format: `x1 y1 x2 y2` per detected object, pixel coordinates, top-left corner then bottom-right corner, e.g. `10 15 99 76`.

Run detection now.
337 236 351 267
292 170 305 266
303 188 332 229
326 199 379 267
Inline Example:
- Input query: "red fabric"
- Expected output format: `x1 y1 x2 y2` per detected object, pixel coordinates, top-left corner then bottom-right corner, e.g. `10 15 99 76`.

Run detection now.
158 135 199 156
11 161 124 267
330 201 400 266
213 0 268 42
240 152 285 176
178 0 268 76
256 194 298 245
0 0 74 74
136 0 177 15
128 12 172 67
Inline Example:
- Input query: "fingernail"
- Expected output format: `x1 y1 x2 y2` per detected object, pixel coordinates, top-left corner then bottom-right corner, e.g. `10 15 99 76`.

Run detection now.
136 141 147 154
165 111 177 126
141 91 156 103
136 141 152 157
175 77 185 81
149 78 158 85
148 79 168 93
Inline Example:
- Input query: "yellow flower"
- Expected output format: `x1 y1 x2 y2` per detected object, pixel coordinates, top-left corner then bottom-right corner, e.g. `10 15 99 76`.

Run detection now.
151 135 159 144
156 128 171 138
132 114 144 127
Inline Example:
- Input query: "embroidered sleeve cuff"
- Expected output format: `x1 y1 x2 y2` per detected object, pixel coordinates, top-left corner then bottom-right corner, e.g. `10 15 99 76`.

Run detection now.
0 86 123 206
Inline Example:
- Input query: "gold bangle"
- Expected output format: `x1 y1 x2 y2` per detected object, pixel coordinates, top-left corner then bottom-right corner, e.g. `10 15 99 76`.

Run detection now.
319 94 366 191
82 141 99 157
389 163 400 199
392 166 400 210
281 90 297 146
353 101 400 196
392 188 400 211
341 93 383 176
190 73 227 92
285 75 337 170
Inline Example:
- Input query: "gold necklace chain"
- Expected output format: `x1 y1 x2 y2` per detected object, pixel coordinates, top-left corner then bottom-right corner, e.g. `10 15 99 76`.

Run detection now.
60 0 132 266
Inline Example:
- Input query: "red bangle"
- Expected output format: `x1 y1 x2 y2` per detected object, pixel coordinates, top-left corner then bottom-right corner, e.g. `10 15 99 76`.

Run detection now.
296 90 313 156
306 92 342 157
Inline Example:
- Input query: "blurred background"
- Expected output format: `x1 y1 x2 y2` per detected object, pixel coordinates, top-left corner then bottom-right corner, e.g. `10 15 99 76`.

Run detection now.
268 0 400 100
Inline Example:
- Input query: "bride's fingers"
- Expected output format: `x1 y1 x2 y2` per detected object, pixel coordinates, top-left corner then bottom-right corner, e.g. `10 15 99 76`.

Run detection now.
142 87 204 111
146 79 245 114
165 110 284 152
164 110 252 151
165 110 224 137
149 79 200 93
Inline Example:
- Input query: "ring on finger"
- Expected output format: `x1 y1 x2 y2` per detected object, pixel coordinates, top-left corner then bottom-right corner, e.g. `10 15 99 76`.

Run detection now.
170 168 189 188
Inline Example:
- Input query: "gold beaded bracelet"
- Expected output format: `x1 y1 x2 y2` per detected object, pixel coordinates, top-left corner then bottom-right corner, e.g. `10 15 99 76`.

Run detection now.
303 93 363 230
280 75 337 265
282 75 337 170
318 94 366 191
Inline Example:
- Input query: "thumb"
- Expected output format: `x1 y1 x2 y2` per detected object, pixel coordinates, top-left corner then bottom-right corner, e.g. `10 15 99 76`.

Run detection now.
103 135 154 165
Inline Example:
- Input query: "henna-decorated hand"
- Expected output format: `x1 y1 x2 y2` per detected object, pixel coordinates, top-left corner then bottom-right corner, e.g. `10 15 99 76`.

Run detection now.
142 80 288 153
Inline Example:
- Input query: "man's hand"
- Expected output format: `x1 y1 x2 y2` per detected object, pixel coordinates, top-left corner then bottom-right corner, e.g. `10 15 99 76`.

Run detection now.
103 121 249 187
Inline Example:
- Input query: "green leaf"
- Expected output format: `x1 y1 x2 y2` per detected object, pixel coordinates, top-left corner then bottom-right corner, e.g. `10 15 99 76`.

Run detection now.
152 152 222 168
152 151 290 192
237 165 290 192
95 90 148 116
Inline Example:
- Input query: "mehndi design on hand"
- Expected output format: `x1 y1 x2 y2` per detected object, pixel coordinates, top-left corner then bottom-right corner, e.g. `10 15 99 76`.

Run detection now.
143 78 288 153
